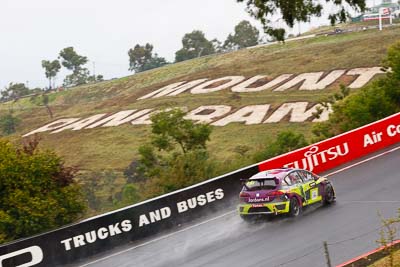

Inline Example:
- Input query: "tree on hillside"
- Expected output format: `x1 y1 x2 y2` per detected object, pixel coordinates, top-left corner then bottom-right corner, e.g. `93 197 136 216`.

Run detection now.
129 44 152 72
30 93 53 118
237 0 366 41
41 59 61 89
175 30 216 62
87 74 104 83
312 41 400 141
223 20 260 50
128 43 168 73
0 138 85 243
119 183 141 206
253 131 308 162
63 69 90 87
211 38 223 53
1 83 31 102
59 47 88 73
267 28 286 43
124 109 214 200
150 109 212 154
124 160 146 184
0 112 20 135
132 109 213 181
144 56 168 71
59 47 89 86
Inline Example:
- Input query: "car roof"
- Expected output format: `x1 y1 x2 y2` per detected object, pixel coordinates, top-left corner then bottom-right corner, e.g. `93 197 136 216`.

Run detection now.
249 168 295 180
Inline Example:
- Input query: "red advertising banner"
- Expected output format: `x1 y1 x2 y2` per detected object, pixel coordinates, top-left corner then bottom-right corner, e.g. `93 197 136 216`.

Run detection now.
258 112 400 174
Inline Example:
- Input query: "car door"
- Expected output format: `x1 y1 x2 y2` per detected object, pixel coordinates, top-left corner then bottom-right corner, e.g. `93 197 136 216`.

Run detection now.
300 170 322 205
287 171 307 203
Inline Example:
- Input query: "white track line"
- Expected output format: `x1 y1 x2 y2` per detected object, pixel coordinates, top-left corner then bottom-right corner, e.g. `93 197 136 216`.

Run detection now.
79 145 400 267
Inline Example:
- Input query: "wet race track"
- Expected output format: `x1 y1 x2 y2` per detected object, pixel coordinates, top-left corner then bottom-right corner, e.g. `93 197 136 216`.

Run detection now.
75 146 400 267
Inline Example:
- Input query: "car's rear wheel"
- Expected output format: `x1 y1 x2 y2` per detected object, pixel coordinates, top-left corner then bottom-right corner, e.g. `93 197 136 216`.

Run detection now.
323 184 335 205
289 197 301 217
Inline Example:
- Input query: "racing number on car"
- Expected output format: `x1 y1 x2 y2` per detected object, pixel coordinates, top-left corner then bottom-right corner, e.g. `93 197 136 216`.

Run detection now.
310 188 318 200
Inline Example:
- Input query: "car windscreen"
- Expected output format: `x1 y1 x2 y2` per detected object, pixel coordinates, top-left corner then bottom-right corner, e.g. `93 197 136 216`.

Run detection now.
245 179 278 191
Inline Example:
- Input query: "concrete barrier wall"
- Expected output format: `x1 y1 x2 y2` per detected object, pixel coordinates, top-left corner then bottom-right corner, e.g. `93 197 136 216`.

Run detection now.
0 167 259 267
1 112 399 267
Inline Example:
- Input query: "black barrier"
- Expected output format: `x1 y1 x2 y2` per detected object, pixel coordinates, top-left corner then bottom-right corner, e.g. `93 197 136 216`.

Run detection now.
0 165 259 267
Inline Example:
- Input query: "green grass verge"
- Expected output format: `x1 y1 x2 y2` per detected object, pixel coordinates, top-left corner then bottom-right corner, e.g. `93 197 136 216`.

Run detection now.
368 248 400 267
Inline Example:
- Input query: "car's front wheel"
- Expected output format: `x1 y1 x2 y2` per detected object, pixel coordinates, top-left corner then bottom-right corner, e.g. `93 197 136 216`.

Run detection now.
289 197 301 217
323 184 335 205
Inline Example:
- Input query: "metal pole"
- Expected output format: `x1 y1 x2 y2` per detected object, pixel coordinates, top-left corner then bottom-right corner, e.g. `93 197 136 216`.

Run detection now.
379 9 382 30
197 47 204 58
323 241 332 267
298 21 301 36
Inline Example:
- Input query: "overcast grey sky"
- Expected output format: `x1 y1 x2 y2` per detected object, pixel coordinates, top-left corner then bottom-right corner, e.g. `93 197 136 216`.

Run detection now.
0 0 378 90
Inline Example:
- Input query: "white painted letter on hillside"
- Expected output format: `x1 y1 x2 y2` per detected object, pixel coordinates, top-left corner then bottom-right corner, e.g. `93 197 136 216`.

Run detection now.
191 76 246 94
346 67 385 89
212 104 270 126
264 102 322 123
231 74 292 92
185 105 232 123
85 109 154 128
138 79 208 100
23 118 81 137
51 114 107 133
274 70 346 91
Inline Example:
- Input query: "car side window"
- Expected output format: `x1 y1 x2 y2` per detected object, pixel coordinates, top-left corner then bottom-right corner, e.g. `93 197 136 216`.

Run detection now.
298 171 308 181
301 171 313 182
283 176 292 186
288 172 303 185
302 171 318 181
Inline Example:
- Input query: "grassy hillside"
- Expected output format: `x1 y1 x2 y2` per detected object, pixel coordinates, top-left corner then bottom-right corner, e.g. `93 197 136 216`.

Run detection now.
1 26 399 213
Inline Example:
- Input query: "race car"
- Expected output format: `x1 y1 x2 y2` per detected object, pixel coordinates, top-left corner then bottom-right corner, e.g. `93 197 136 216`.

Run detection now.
238 168 335 219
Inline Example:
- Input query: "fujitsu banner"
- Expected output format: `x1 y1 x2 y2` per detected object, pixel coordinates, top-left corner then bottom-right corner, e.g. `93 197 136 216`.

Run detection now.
258 112 400 173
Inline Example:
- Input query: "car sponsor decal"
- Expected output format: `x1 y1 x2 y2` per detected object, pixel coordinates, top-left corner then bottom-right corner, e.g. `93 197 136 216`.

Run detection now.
248 197 270 203
311 188 318 200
